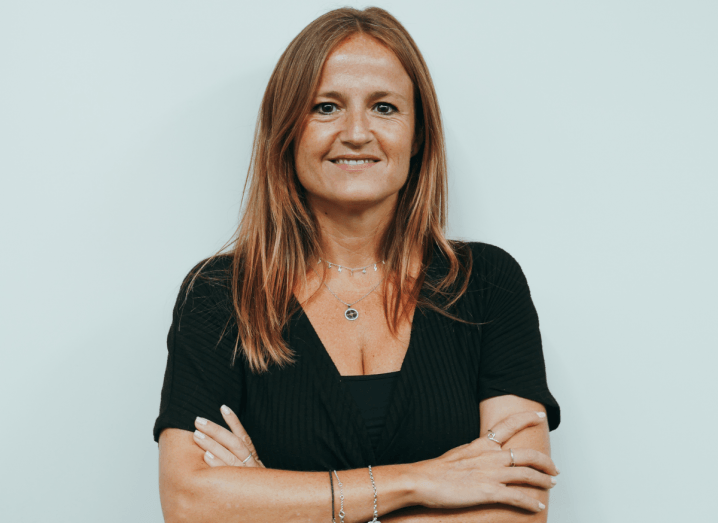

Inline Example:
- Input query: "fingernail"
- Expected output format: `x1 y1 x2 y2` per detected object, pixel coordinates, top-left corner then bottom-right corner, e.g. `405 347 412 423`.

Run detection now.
556 467 561 474
538 502 546 510
221 405 232 415
551 477 557 485
194 430 205 439
536 412 546 418
205 450 214 460
196 417 207 425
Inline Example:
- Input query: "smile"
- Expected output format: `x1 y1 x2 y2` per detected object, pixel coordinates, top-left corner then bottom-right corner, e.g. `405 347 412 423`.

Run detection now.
330 158 380 171
331 159 379 165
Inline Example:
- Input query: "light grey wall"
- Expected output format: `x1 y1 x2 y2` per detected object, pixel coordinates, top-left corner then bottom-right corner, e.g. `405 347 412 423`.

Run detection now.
1 1 716 521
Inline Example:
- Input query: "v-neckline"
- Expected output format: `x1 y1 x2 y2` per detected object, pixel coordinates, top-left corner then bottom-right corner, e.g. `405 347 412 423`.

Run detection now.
290 298 425 464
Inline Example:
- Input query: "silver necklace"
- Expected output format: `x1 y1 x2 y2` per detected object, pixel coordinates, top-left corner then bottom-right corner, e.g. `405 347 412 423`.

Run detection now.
322 277 384 321
318 258 385 276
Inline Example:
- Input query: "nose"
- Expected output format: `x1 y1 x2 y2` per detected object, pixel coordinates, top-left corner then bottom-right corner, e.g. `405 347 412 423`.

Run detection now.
339 108 373 147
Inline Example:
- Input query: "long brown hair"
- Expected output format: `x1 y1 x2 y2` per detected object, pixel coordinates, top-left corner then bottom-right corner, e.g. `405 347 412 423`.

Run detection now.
202 6 471 373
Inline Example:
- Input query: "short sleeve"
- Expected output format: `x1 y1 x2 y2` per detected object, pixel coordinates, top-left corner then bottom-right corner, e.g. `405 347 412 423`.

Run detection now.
153 256 244 442
471 244 560 431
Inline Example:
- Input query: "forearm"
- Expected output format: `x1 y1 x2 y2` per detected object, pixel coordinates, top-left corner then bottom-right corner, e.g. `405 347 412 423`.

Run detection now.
380 487 549 523
163 462 416 523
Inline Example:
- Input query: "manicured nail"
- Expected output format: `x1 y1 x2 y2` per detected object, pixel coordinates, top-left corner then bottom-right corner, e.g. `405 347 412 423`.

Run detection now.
196 417 207 425
221 405 232 415
551 477 557 485
205 450 214 460
536 412 546 418
194 430 205 439
538 502 546 510
556 467 561 474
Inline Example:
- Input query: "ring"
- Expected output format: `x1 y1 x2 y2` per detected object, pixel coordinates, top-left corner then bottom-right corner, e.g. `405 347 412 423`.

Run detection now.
509 448 515 467
487 430 503 446
241 454 252 464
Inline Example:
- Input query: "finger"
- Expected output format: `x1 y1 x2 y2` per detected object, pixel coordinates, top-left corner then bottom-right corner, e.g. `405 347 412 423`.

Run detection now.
220 406 258 457
510 449 558 476
488 485 546 513
193 429 248 466
500 466 557 490
202 449 226 467
497 448 558 476
487 411 547 446
220 406 262 467
195 416 256 467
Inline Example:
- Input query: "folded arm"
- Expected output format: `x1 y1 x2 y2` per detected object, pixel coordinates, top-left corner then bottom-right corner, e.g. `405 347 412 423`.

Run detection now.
160 428 418 523
380 395 554 523
158 402 555 523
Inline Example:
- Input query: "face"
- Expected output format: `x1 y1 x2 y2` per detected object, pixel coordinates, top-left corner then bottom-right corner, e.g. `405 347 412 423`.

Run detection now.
294 34 418 215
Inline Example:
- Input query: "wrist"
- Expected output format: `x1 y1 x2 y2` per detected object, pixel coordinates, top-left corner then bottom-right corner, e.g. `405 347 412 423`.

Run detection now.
396 461 426 507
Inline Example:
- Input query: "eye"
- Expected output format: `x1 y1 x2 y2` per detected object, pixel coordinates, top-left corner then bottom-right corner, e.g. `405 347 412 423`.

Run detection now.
314 102 338 115
374 103 397 115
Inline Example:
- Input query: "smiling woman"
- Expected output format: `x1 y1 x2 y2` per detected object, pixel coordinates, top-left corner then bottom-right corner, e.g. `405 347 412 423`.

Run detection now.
154 6 560 523
295 34 418 211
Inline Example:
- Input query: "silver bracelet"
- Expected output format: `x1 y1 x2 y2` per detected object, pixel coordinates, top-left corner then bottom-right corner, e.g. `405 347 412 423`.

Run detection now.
333 470 345 523
368 465 380 523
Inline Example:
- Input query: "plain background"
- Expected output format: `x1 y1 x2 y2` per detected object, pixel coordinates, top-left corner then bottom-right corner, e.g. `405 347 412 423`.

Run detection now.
1 1 716 521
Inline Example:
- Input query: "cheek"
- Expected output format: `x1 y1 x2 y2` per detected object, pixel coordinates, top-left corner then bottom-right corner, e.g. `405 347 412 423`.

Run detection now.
384 126 415 166
294 127 336 193
294 128 318 179
299 122 335 155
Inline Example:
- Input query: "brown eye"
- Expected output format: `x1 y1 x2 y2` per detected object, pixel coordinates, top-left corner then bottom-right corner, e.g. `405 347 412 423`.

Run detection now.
374 103 396 115
315 103 338 115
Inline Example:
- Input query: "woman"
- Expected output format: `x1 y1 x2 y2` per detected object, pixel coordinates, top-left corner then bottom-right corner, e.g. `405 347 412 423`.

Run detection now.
154 6 560 522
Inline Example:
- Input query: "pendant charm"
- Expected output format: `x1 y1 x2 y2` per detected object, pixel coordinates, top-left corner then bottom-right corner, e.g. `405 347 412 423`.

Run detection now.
344 308 359 321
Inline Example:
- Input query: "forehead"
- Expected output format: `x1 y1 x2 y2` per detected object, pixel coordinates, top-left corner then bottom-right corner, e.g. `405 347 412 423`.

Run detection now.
316 34 413 96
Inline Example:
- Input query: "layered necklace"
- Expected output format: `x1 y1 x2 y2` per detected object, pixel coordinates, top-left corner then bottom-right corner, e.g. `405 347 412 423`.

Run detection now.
317 258 384 276
316 258 385 321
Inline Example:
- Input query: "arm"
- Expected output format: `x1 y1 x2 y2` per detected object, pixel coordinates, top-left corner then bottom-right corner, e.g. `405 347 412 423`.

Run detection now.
379 395 554 523
159 409 554 523
159 428 415 523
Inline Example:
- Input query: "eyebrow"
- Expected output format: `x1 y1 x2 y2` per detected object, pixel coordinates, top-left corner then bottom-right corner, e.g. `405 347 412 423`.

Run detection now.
315 90 408 103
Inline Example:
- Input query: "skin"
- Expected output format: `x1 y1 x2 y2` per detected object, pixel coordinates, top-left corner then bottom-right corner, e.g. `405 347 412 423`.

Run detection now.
158 34 557 523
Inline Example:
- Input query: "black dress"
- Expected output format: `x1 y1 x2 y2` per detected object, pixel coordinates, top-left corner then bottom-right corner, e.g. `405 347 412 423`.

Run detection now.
153 242 560 471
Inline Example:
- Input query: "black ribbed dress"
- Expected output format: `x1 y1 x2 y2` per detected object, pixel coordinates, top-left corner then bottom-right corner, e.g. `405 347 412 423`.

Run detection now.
153 242 560 470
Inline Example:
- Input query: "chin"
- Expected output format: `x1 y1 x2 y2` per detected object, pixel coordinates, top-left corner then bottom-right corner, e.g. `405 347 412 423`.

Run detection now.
319 190 399 214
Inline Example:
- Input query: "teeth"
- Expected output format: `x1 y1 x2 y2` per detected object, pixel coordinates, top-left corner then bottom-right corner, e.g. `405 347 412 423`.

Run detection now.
334 159 376 165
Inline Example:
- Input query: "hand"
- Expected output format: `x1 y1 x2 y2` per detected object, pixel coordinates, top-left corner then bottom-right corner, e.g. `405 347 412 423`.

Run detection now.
412 411 558 513
193 405 265 468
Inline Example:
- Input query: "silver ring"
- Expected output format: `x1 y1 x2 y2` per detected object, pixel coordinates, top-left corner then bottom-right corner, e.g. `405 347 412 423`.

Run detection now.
487 430 503 446
241 454 252 464
509 448 515 467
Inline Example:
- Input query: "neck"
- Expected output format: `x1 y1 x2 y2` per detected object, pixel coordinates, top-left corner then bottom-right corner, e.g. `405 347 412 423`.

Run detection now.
310 196 395 268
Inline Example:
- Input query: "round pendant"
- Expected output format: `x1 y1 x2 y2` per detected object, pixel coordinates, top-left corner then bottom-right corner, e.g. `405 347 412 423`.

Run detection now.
344 308 359 321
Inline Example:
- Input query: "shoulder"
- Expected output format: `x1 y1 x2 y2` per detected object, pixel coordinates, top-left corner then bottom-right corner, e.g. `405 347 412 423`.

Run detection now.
459 241 530 287
174 254 235 322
